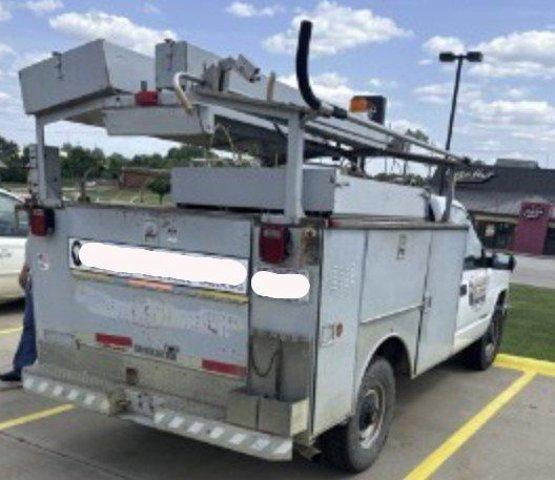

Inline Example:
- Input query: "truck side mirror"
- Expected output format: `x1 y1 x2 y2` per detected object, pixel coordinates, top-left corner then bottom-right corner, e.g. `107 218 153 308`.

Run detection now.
508 255 516 272
491 252 516 271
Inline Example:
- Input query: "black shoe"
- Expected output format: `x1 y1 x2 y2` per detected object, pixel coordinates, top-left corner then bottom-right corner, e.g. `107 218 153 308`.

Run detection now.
0 371 21 382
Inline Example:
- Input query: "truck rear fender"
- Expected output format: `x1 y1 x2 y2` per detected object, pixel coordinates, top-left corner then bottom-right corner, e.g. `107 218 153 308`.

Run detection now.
354 335 412 406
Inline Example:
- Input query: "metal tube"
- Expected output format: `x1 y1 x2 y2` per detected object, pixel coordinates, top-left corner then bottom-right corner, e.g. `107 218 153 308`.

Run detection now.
284 113 305 222
440 56 464 220
445 57 464 152
341 113 460 162
173 71 195 115
195 89 466 166
35 119 47 205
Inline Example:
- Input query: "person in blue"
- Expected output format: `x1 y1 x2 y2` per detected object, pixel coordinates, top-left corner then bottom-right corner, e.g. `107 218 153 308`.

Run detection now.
0 261 36 383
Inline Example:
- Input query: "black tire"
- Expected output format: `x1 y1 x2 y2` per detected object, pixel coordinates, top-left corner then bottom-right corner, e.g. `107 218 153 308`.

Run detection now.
463 305 505 371
320 357 395 473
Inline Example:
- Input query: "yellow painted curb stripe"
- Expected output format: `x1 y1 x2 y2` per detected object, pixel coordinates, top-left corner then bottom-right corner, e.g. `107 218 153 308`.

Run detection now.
404 371 536 480
0 404 74 431
0 327 22 336
495 353 555 378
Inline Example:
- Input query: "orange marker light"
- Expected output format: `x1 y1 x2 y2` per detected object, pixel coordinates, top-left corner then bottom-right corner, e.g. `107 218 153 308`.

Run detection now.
350 96 371 113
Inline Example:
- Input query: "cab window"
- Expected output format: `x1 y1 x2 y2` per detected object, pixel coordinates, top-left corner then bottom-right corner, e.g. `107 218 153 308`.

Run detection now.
450 205 483 269
0 193 27 237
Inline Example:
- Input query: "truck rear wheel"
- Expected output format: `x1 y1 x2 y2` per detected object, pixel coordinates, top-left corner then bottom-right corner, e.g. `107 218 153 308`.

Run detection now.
464 306 504 371
320 357 395 473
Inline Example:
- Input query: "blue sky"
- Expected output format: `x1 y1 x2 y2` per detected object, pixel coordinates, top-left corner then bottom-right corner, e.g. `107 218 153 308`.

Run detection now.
1 0 555 167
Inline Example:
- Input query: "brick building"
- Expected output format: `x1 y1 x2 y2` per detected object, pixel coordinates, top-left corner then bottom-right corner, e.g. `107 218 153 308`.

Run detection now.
120 167 169 189
450 160 555 256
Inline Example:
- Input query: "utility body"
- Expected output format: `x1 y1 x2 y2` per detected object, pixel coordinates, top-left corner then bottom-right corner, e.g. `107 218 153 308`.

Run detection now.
18 21 513 472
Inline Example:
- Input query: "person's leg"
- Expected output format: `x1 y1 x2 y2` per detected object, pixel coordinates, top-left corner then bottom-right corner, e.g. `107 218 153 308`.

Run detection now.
9 286 36 379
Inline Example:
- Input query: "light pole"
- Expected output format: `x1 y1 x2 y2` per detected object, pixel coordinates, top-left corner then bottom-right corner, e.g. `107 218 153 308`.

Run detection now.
438 50 483 195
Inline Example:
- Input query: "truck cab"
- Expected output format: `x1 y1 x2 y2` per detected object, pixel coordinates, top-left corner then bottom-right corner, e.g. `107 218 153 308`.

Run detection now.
431 197 513 366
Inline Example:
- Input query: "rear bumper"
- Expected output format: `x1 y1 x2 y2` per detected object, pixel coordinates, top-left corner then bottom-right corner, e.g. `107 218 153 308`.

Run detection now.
22 370 293 461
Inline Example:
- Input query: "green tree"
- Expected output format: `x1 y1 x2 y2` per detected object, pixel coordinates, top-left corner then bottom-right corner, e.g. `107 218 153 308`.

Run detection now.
405 128 430 144
129 153 165 169
0 136 26 183
147 176 171 204
106 153 127 179
61 144 105 179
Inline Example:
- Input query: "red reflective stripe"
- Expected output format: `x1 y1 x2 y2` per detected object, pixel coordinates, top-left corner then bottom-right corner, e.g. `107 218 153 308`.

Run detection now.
95 333 132 347
202 359 247 377
127 279 173 292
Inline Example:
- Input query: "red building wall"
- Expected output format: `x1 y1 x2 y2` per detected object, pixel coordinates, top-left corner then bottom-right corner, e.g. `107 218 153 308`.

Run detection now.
513 202 553 255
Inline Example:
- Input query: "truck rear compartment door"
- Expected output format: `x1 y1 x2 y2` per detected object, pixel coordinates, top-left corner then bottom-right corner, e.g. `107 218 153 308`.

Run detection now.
31 207 252 388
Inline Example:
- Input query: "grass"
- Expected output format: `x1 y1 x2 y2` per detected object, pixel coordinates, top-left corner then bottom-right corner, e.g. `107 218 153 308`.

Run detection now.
502 284 555 362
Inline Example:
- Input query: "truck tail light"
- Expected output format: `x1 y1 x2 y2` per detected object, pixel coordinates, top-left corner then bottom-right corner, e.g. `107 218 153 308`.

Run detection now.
135 90 159 107
30 207 55 236
259 225 290 264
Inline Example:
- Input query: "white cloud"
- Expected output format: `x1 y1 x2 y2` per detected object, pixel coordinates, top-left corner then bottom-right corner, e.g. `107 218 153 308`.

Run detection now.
279 71 357 107
0 1 12 21
469 99 555 127
504 87 529 99
10 51 50 75
25 0 64 15
0 90 9 101
422 30 555 78
472 30 555 78
226 2 283 18
390 118 426 134
368 77 398 89
0 43 15 77
413 82 482 105
141 2 160 14
0 42 14 58
511 129 555 144
263 1 409 56
49 11 176 56
422 35 466 56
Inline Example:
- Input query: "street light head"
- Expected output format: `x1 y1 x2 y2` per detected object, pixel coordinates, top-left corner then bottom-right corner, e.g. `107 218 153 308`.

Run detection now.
465 51 483 63
439 52 457 63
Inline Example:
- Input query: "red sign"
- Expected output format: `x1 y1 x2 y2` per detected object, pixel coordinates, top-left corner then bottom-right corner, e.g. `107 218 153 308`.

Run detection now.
513 202 552 255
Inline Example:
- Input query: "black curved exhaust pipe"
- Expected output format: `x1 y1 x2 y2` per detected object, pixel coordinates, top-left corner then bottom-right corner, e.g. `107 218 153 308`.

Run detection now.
296 20 348 119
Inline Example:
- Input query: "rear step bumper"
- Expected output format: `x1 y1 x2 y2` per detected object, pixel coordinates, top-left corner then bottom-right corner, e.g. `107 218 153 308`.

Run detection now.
22 371 293 461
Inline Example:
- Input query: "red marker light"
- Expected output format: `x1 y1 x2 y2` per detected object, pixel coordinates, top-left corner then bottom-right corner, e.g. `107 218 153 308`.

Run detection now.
30 208 55 236
259 224 290 264
135 90 159 107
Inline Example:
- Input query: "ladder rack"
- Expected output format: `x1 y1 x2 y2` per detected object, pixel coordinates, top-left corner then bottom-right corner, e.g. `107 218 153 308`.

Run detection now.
19 20 469 221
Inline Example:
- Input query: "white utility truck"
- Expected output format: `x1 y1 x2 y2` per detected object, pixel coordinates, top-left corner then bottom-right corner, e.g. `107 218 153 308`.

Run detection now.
18 21 513 472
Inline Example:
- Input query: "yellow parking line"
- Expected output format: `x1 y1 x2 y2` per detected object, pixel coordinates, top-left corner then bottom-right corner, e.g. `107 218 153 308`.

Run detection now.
495 353 555 378
404 370 536 480
0 404 74 431
0 327 22 336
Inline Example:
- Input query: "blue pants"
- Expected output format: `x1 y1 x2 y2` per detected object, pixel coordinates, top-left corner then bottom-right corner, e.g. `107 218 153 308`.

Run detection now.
13 285 37 374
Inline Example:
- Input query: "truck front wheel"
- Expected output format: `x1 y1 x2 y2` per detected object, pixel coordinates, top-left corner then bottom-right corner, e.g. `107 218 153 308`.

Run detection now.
464 305 504 370
320 357 395 472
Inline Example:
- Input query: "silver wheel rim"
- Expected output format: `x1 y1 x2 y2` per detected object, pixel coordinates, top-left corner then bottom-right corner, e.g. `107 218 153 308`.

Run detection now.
358 385 386 449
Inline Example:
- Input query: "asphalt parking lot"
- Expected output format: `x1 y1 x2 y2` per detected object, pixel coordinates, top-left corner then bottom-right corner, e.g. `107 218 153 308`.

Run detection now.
1 302 554 480
513 255 555 289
